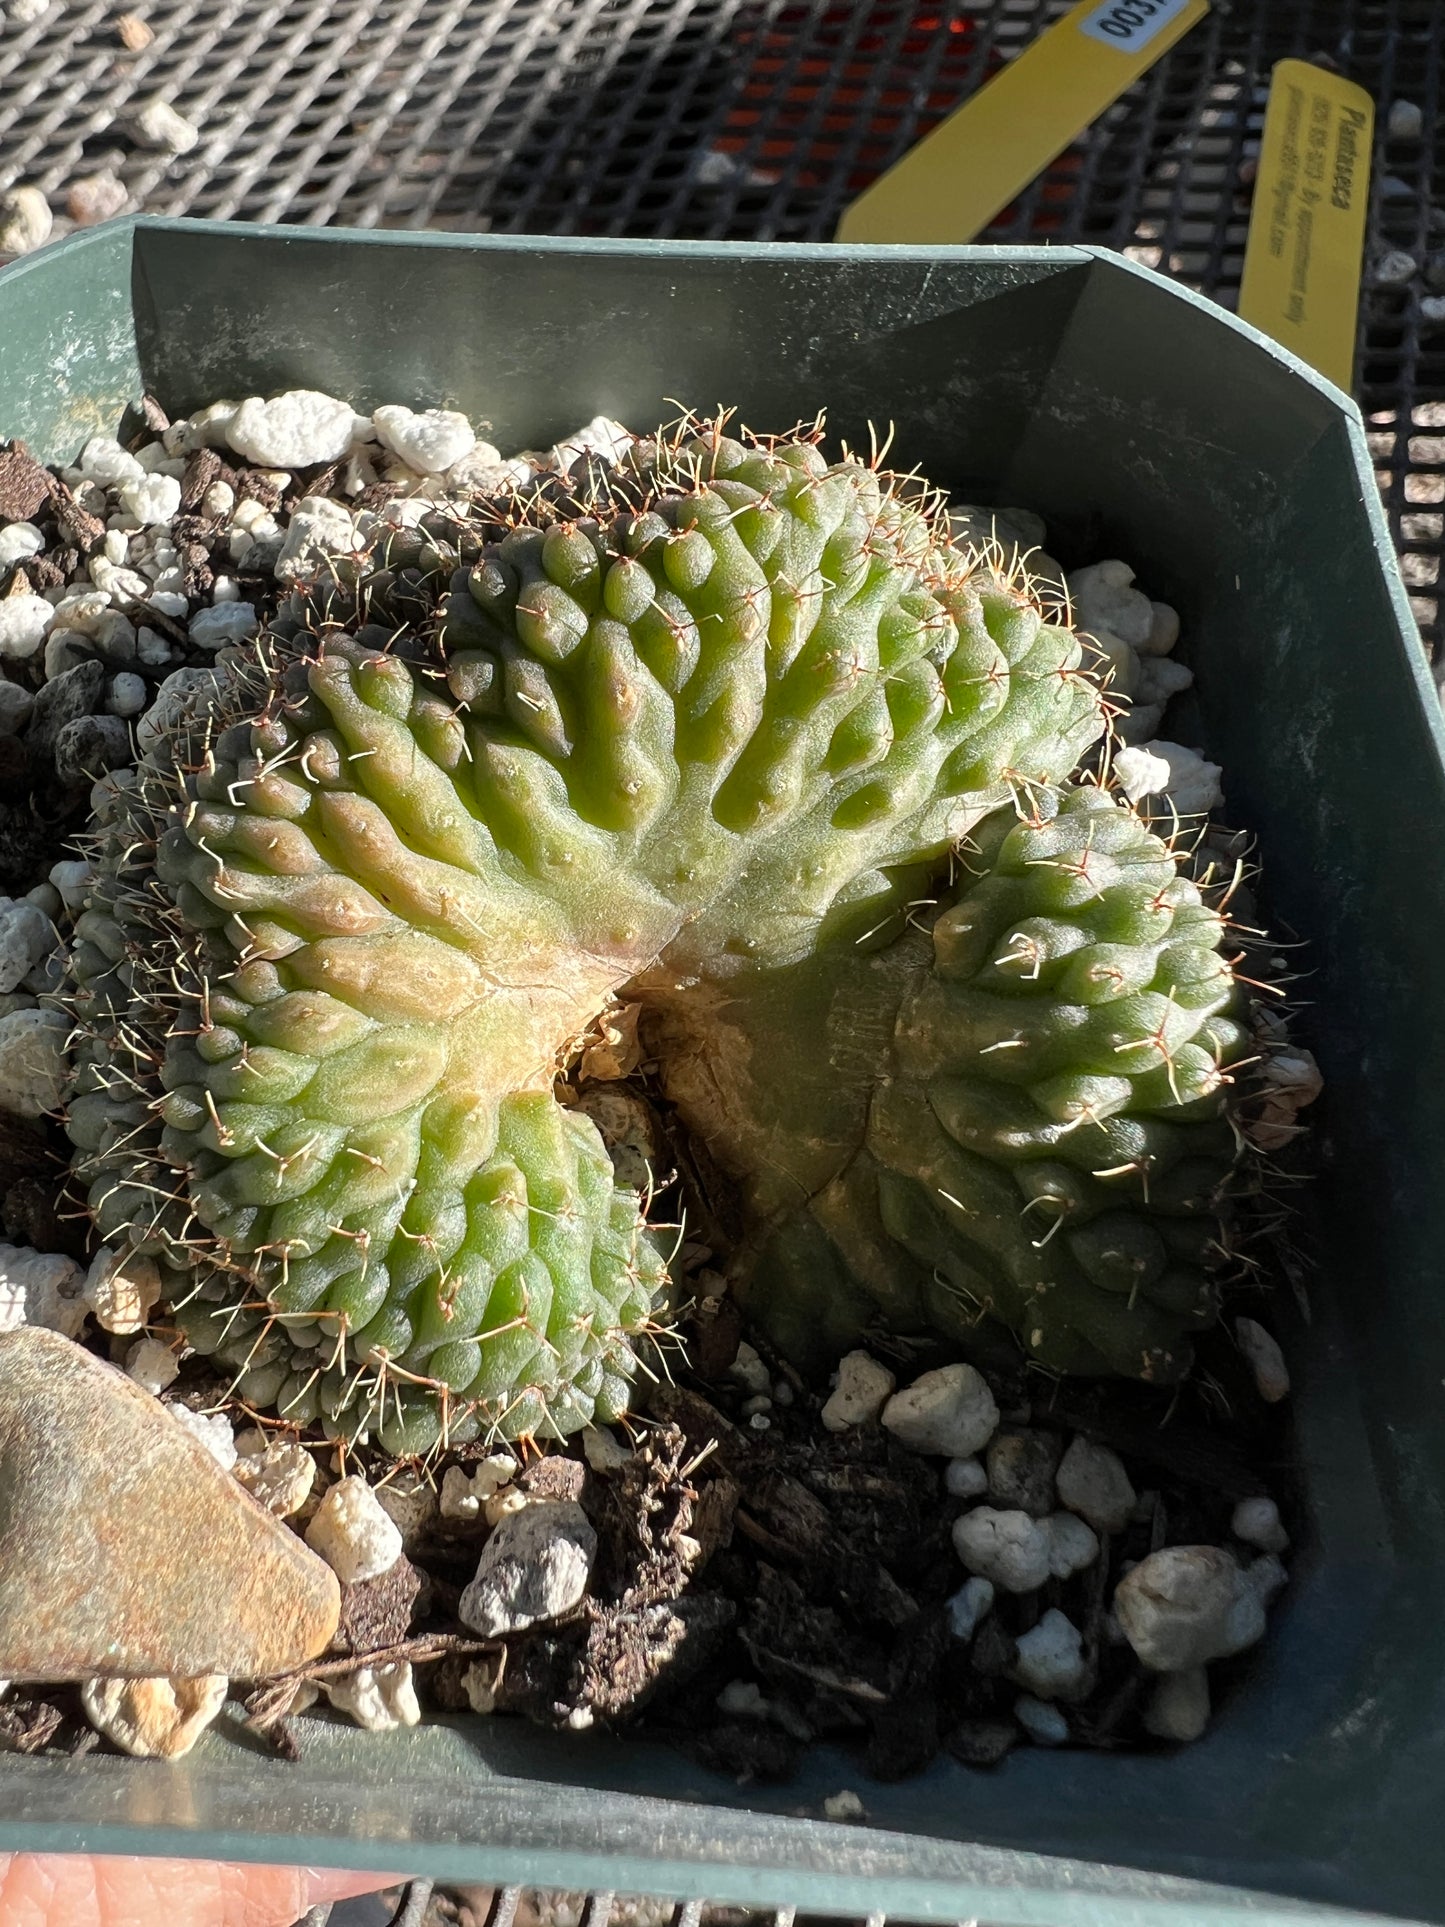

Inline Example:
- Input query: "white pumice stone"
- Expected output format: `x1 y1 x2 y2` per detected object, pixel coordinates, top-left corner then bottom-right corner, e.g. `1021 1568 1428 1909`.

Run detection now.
82 1245 162 1334
0 185 52 256
188 602 259 649
716 1679 769 1718
1015 1694 1070 1746
727 1341 772 1399
136 625 173 665
1068 558 1155 648
440 1453 521 1522
227 390 355 468
1231 1496 1289 1553
78 437 145 488
881 1362 999 1458
944 1456 989 1499
232 1432 317 1517
1045 1511 1101 1579
820 1350 896 1431
119 473 182 526
1135 656 1194 706
129 98 200 153
0 1007 69 1116
305 1474 405 1583
1055 1437 1137 1535
1142 600 1181 655
81 1674 228 1759
0 1243 87 1337
106 671 147 717
0 595 54 660
165 1403 237 1471
1012 1609 1090 1700
372 404 477 475
125 1335 181 1394
0 523 44 568
1114 739 1223 816
952 1507 1053 1593
1114 1545 1277 1671
1143 1666 1211 1742
945 1575 995 1640
321 1661 421 1732
1235 1317 1291 1402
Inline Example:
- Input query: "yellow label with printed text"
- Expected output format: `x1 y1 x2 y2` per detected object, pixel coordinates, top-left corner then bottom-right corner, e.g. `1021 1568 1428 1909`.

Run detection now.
837 0 1209 245
1238 60 1373 390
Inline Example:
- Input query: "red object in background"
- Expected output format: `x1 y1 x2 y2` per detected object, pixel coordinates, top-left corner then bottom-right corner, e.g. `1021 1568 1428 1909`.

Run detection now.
713 1 989 195
711 0 1089 231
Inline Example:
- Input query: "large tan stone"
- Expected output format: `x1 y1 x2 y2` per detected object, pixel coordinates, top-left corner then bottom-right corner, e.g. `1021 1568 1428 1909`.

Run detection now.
0 1327 339 1680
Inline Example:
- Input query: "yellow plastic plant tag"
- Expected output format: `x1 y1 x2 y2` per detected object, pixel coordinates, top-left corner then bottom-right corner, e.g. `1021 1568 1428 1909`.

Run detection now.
837 0 1208 245
1237 59 1374 390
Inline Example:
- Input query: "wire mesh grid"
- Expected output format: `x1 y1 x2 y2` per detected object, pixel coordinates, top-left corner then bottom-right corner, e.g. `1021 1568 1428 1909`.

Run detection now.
1 0 1441 652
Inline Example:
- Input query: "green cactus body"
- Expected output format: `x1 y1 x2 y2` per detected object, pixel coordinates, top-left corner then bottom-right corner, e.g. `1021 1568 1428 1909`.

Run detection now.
66 425 1108 1448
676 786 1248 1382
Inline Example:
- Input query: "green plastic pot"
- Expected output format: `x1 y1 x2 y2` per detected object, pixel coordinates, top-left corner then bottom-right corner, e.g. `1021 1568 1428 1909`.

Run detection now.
0 218 1440 1927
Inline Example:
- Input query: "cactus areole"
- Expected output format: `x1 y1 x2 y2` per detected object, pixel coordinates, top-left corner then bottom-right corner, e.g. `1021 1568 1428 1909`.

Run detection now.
64 421 1246 1453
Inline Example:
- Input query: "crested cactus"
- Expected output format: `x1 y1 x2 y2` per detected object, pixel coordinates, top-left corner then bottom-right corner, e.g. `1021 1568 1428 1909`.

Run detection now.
63 413 1243 1449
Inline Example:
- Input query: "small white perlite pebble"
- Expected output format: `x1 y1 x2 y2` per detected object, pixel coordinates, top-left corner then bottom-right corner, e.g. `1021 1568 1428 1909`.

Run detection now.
1114 741 1224 817
1014 1694 1069 1746
1235 1317 1291 1403
0 898 56 993
728 1340 772 1398
0 595 55 661
81 1675 228 1761
188 602 259 650
83 1245 162 1334
1044 1511 1100 1580
305 1474 404 1584
1055 1436 1137 1535
821 1350 897 1432
321 1661 421 1733
1114 1544 1278 1671
372 404 476 475
952 1506 1053 1593
881 1362 999 1458
1143 1666 1211 1743
125 1334 181 1395
128 98 200 154
945 1575 995 1641
232 1429 317 1518
227 390 355 469
458 1499 596 1637
0 1244 87 1338
1011 1609 1090 1701
944 1456 989 1499
0 523 44 569
165 1403 237 1471
0 1007 69 1117
1232 1495 1289 1554
440 1454 520 1521
119 472 182 527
